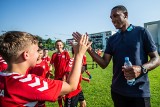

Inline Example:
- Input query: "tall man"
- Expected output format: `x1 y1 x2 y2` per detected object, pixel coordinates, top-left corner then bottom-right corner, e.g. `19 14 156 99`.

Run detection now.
73 5 160 107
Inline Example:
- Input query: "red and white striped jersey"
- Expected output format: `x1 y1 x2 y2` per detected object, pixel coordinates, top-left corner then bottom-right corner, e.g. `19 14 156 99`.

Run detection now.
0 72 62 107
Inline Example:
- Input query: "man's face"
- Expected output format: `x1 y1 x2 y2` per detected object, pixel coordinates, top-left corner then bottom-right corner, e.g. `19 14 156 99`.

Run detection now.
56 42 64 51
110 9 127 29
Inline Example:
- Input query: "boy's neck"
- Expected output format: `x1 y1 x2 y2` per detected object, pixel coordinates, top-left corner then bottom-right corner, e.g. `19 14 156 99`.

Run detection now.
6 63 28 75
58 50 64 53
36 59 42 64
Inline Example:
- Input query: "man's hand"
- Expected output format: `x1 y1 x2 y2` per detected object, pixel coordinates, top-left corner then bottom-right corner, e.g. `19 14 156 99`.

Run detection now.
122 65 141 80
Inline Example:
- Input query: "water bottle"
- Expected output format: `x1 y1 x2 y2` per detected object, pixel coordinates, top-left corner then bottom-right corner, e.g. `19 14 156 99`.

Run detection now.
124 57 135 86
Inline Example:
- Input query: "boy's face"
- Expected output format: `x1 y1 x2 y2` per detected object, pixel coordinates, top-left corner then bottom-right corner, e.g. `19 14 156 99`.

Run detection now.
44 50 48 56
28 44 39 67
37 50 43 60
56 42 64 51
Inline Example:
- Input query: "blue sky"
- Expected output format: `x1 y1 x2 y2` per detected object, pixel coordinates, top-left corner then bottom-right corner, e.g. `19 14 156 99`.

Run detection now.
0 0 160 41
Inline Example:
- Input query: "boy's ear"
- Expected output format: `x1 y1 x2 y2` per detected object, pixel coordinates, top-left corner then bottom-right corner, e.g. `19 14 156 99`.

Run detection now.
22 51 29 60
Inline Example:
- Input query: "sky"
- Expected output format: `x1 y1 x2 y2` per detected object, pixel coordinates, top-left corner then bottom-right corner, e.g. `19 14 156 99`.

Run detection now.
0 0 160 41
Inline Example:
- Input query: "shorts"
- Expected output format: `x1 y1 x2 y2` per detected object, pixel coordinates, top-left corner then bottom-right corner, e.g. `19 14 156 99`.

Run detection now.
64 91 85 107
82 64 87 71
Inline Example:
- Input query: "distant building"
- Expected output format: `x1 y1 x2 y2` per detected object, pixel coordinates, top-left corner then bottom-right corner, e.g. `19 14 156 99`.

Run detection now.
88 31 116 51
66 38 74 46
144 20 160 54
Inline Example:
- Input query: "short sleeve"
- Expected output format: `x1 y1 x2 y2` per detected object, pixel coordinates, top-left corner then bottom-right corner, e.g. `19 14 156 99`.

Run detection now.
143 28 157 53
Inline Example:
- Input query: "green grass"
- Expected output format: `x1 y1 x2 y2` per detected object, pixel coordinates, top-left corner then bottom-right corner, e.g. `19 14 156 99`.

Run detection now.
47 51 160 107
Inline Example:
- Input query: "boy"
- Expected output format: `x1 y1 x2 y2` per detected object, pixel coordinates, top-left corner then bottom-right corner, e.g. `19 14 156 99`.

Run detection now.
50 40 70 107
42 48 51 64
0 31 91 106
50 40 70 80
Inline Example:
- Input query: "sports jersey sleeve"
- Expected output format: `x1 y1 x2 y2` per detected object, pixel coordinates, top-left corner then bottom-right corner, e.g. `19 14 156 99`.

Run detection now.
8 74 63 102
65 51 70 60
143 28 157 53
50 53 56 64
65 58 74 73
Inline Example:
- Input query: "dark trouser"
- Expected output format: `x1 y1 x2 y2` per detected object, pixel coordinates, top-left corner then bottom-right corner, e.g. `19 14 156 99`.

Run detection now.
111 90 151 107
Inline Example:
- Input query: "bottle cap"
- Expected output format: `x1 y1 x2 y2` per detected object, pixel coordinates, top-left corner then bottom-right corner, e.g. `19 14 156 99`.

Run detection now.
125 57 129 61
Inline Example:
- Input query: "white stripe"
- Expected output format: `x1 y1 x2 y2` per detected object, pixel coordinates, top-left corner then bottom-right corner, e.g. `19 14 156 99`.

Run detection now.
0 72 19 76
19 74 32 82
23 101 38 106
69 64 73 67
28 77 40 87
0 60 6 62
37 81 48 91
13 75 24 79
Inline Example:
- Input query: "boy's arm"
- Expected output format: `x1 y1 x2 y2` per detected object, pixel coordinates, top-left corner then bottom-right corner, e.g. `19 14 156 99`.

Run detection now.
82 77 90 83
59 34 92 96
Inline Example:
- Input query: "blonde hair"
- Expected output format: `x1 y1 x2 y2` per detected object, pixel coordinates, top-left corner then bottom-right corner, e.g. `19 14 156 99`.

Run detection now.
0 31 38 63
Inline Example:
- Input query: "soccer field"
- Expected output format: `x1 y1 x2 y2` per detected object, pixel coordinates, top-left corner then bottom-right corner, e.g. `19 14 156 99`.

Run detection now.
47 51 160 107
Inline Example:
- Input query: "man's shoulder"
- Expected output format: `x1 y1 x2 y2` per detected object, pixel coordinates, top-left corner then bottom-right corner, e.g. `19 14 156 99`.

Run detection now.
133 25 146 31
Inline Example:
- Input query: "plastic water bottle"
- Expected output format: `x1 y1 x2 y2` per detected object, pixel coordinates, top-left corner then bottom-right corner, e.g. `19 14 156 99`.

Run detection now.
124 57 135 86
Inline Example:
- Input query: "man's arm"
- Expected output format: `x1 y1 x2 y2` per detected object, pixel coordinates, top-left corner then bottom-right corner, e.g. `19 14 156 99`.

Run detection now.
142 51 160 71
88 48 112 69
123 51 160 80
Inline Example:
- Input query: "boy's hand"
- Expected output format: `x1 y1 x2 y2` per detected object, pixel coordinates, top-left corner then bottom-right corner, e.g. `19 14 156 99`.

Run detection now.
72 32 92 56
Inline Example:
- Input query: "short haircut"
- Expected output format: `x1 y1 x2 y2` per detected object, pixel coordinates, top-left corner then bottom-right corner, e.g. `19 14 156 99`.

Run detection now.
112 5 128 13
38 46 44 52
55 40 63 45
0 31 39 63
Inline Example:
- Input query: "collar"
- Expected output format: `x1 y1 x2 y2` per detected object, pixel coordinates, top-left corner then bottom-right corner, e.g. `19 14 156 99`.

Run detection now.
118 24 133 33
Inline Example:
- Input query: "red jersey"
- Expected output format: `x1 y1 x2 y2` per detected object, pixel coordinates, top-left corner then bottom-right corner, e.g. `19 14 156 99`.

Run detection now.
0 56 7 71
28 60 49 78
64 58 82 98
50 51 70 79
42 56 51 63
65 75 82 98
0 72 62 107
82 55 87 65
